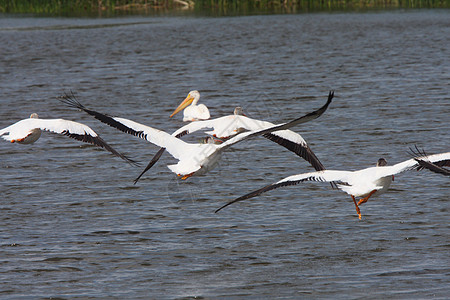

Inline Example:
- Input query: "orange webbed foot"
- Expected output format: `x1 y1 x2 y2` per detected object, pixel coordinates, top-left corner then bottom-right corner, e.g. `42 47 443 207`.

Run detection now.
180 172 195 180
357 189 377 206
351 195 362 220
357 198 367 206
355 205 362 220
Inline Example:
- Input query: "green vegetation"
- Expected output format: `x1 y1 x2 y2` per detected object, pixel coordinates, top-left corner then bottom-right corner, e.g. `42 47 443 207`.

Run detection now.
0 0 448 15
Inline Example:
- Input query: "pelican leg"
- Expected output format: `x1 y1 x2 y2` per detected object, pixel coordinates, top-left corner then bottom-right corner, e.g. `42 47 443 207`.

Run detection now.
351 195 362 220
357 189 377 206
180 172 195 180
11 137 25 143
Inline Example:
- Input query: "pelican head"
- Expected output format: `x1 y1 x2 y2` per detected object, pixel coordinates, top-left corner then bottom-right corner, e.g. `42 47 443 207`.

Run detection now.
233 107 245 116
170 90 200 118
30 113 39 119
377 158 387 167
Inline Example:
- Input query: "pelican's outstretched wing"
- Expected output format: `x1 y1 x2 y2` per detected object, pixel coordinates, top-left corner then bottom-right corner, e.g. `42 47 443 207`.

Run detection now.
60 92 147 140
216 91 334 151
375 152 450 178
262 132 326 171
0 118 138 165
215 169 348 213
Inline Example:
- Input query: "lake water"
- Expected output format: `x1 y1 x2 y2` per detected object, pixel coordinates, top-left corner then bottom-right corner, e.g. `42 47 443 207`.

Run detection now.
0 10 449 299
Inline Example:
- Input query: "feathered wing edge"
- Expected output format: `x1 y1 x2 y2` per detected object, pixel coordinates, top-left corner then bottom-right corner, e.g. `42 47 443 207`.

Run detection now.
61 130 139 166
408 145 450 175
60 92 147 140
262 133 325 171
59 92 139 166
261 132 337 189
414 159 450 176
218 91 334 151
245 91 334 141
215 172 344 213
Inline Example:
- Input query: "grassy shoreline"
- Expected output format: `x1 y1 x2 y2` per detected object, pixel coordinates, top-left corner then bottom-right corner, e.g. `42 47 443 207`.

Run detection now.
0 0 449 15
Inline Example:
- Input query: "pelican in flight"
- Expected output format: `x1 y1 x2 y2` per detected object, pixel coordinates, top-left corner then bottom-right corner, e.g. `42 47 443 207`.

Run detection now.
215 152 450 219
0 113 137 165
61 92 334 180
133 106 249 183
169 90 210 122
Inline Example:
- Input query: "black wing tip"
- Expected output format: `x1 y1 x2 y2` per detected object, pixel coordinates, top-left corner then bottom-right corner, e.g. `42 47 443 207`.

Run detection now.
215 191 261 213
414 158 450 176
328 90 334 101
408 144 427 158
408 145 430 171
64 131 140 167
58 90 86 110
133 168 147 185
133 147 167 184
305 89 335 118
214 182 282 213
215 172 341 213
214 205 227 214
124 156 141 167
324 90 334 108
215 197 244 213
175 130 189 139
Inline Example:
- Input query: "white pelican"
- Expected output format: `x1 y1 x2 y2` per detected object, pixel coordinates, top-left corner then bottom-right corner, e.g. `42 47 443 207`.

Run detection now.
132 92 334 183
0 113 137 165
61 92 333 180
169 90 210 122
132 106 246 183
215 152 450 219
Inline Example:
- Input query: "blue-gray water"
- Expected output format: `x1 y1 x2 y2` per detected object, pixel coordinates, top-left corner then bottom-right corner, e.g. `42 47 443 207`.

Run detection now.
0 11 449 298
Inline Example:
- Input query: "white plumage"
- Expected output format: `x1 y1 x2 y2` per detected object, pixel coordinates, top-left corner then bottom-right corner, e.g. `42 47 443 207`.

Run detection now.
216 152 450 219
173 112 307 143
0 113 136 165
169 90 210 122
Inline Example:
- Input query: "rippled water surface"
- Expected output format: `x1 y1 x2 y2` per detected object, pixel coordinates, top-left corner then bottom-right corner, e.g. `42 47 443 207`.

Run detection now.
0 11 449 298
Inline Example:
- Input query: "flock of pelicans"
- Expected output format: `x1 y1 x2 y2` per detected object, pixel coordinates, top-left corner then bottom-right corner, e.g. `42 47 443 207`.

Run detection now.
1 90 449 219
